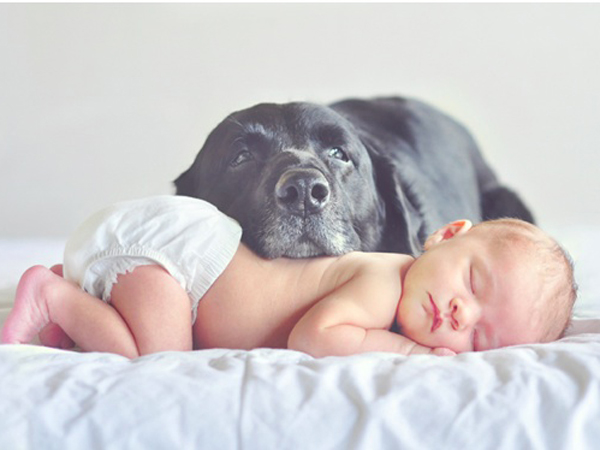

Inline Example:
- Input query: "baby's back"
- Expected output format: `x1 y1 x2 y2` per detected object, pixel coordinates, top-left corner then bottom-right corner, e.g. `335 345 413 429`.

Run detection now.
193 246 411 350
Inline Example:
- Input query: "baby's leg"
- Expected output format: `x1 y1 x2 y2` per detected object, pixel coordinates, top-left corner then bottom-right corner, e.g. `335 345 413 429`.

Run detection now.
38 264 76 349
2 265 139 357
108 265 193 355
2 264 193 357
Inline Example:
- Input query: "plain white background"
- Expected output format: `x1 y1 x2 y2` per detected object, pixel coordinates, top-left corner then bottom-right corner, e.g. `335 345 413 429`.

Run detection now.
1 3 599 238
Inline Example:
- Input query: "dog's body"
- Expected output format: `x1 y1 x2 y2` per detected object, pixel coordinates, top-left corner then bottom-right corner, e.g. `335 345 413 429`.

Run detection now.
175 97 533 258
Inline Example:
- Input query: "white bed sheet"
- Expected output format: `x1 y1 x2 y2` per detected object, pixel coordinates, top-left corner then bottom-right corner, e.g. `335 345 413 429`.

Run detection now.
1 226 599 449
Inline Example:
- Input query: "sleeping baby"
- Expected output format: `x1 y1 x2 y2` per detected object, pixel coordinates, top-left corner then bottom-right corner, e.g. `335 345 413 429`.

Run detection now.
1 196 577 358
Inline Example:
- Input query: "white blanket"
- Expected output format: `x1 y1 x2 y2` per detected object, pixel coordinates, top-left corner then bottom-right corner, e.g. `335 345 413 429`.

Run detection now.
1 228 599 449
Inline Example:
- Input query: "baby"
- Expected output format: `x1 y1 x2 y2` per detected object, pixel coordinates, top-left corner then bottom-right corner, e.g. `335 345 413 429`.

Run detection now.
1 196 577 358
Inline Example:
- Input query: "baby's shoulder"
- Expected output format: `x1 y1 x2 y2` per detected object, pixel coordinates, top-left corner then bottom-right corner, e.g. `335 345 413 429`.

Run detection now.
346 251 414 265
334 251 415 275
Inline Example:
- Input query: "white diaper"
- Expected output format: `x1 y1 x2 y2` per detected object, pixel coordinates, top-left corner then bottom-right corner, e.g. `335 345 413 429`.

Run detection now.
63 195 242 323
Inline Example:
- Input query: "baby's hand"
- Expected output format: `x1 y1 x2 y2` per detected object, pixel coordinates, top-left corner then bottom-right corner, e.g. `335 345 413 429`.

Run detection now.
405 341 456 356
431 347 457 357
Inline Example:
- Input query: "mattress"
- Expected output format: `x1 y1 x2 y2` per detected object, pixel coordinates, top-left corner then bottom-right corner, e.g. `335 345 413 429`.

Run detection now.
1 226 599 449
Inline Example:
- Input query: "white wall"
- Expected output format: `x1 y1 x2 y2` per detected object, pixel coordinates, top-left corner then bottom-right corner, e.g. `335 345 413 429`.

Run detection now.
1 3 599 237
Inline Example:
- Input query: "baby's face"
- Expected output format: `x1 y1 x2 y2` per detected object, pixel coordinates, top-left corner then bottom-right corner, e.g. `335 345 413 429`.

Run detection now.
397 228 543 353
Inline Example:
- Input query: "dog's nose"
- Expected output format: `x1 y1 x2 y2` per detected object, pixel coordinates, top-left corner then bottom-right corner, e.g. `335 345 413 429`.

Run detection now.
275 169 330 216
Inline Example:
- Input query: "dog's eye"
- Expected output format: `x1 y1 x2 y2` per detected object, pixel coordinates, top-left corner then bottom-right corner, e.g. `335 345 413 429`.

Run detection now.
230 150 253 167
328 147 350 163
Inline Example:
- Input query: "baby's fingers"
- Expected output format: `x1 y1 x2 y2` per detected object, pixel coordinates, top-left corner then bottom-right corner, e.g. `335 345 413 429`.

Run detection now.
432 347 456 357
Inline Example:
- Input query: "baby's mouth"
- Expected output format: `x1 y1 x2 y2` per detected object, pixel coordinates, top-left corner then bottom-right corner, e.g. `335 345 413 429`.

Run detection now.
429 293 442 332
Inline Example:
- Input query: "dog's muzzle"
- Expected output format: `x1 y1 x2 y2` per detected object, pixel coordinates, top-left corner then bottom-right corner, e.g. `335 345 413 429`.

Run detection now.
275 168 331 217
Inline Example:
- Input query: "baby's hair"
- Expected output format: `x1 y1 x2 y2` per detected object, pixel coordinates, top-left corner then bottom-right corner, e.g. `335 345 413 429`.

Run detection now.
474 218 577 342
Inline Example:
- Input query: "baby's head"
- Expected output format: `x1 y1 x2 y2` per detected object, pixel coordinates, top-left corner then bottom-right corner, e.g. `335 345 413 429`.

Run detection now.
397 218 577 353
470 218 576 342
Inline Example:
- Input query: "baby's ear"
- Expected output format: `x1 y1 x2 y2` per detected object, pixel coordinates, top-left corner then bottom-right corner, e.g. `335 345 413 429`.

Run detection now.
424 220 473 251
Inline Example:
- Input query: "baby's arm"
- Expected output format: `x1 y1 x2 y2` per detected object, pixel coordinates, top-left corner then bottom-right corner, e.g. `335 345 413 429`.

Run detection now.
288 259 452 357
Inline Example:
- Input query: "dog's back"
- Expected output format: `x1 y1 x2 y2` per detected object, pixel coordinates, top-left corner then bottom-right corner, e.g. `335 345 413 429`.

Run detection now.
330 97 533 253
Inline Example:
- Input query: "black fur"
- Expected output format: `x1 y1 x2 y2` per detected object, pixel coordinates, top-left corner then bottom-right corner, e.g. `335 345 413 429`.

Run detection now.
175 96 533 258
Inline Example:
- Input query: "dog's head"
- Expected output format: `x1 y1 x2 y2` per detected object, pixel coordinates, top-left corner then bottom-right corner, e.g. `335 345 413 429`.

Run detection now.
175 102 386 258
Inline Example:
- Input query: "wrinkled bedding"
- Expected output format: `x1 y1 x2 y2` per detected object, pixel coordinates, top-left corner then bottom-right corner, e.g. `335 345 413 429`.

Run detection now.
1 227 599 449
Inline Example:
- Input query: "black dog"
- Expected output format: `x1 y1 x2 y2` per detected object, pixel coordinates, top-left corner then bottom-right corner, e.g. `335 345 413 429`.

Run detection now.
175 97 533 258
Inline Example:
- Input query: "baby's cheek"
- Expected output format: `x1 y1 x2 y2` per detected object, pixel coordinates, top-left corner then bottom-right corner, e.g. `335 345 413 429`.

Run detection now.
397 300 433 345
397 320 433 348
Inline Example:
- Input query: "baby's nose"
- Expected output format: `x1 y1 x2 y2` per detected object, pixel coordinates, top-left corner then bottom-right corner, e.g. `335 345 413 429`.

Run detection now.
448 298 480 331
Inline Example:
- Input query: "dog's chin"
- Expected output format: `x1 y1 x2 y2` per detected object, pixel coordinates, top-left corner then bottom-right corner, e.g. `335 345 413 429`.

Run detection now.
250 215 360 259
279 236 349 258
262 236 353 259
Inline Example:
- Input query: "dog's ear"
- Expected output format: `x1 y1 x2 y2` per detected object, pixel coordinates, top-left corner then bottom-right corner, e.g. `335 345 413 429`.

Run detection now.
389 177 426 256
174 129 219 198
364 137 425 256
174 115 238 198
174 161 200 196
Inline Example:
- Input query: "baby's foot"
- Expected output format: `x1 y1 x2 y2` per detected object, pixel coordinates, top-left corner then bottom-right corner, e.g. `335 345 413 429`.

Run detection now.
1 265 57 344
37 264 75 349
38 323 75 349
